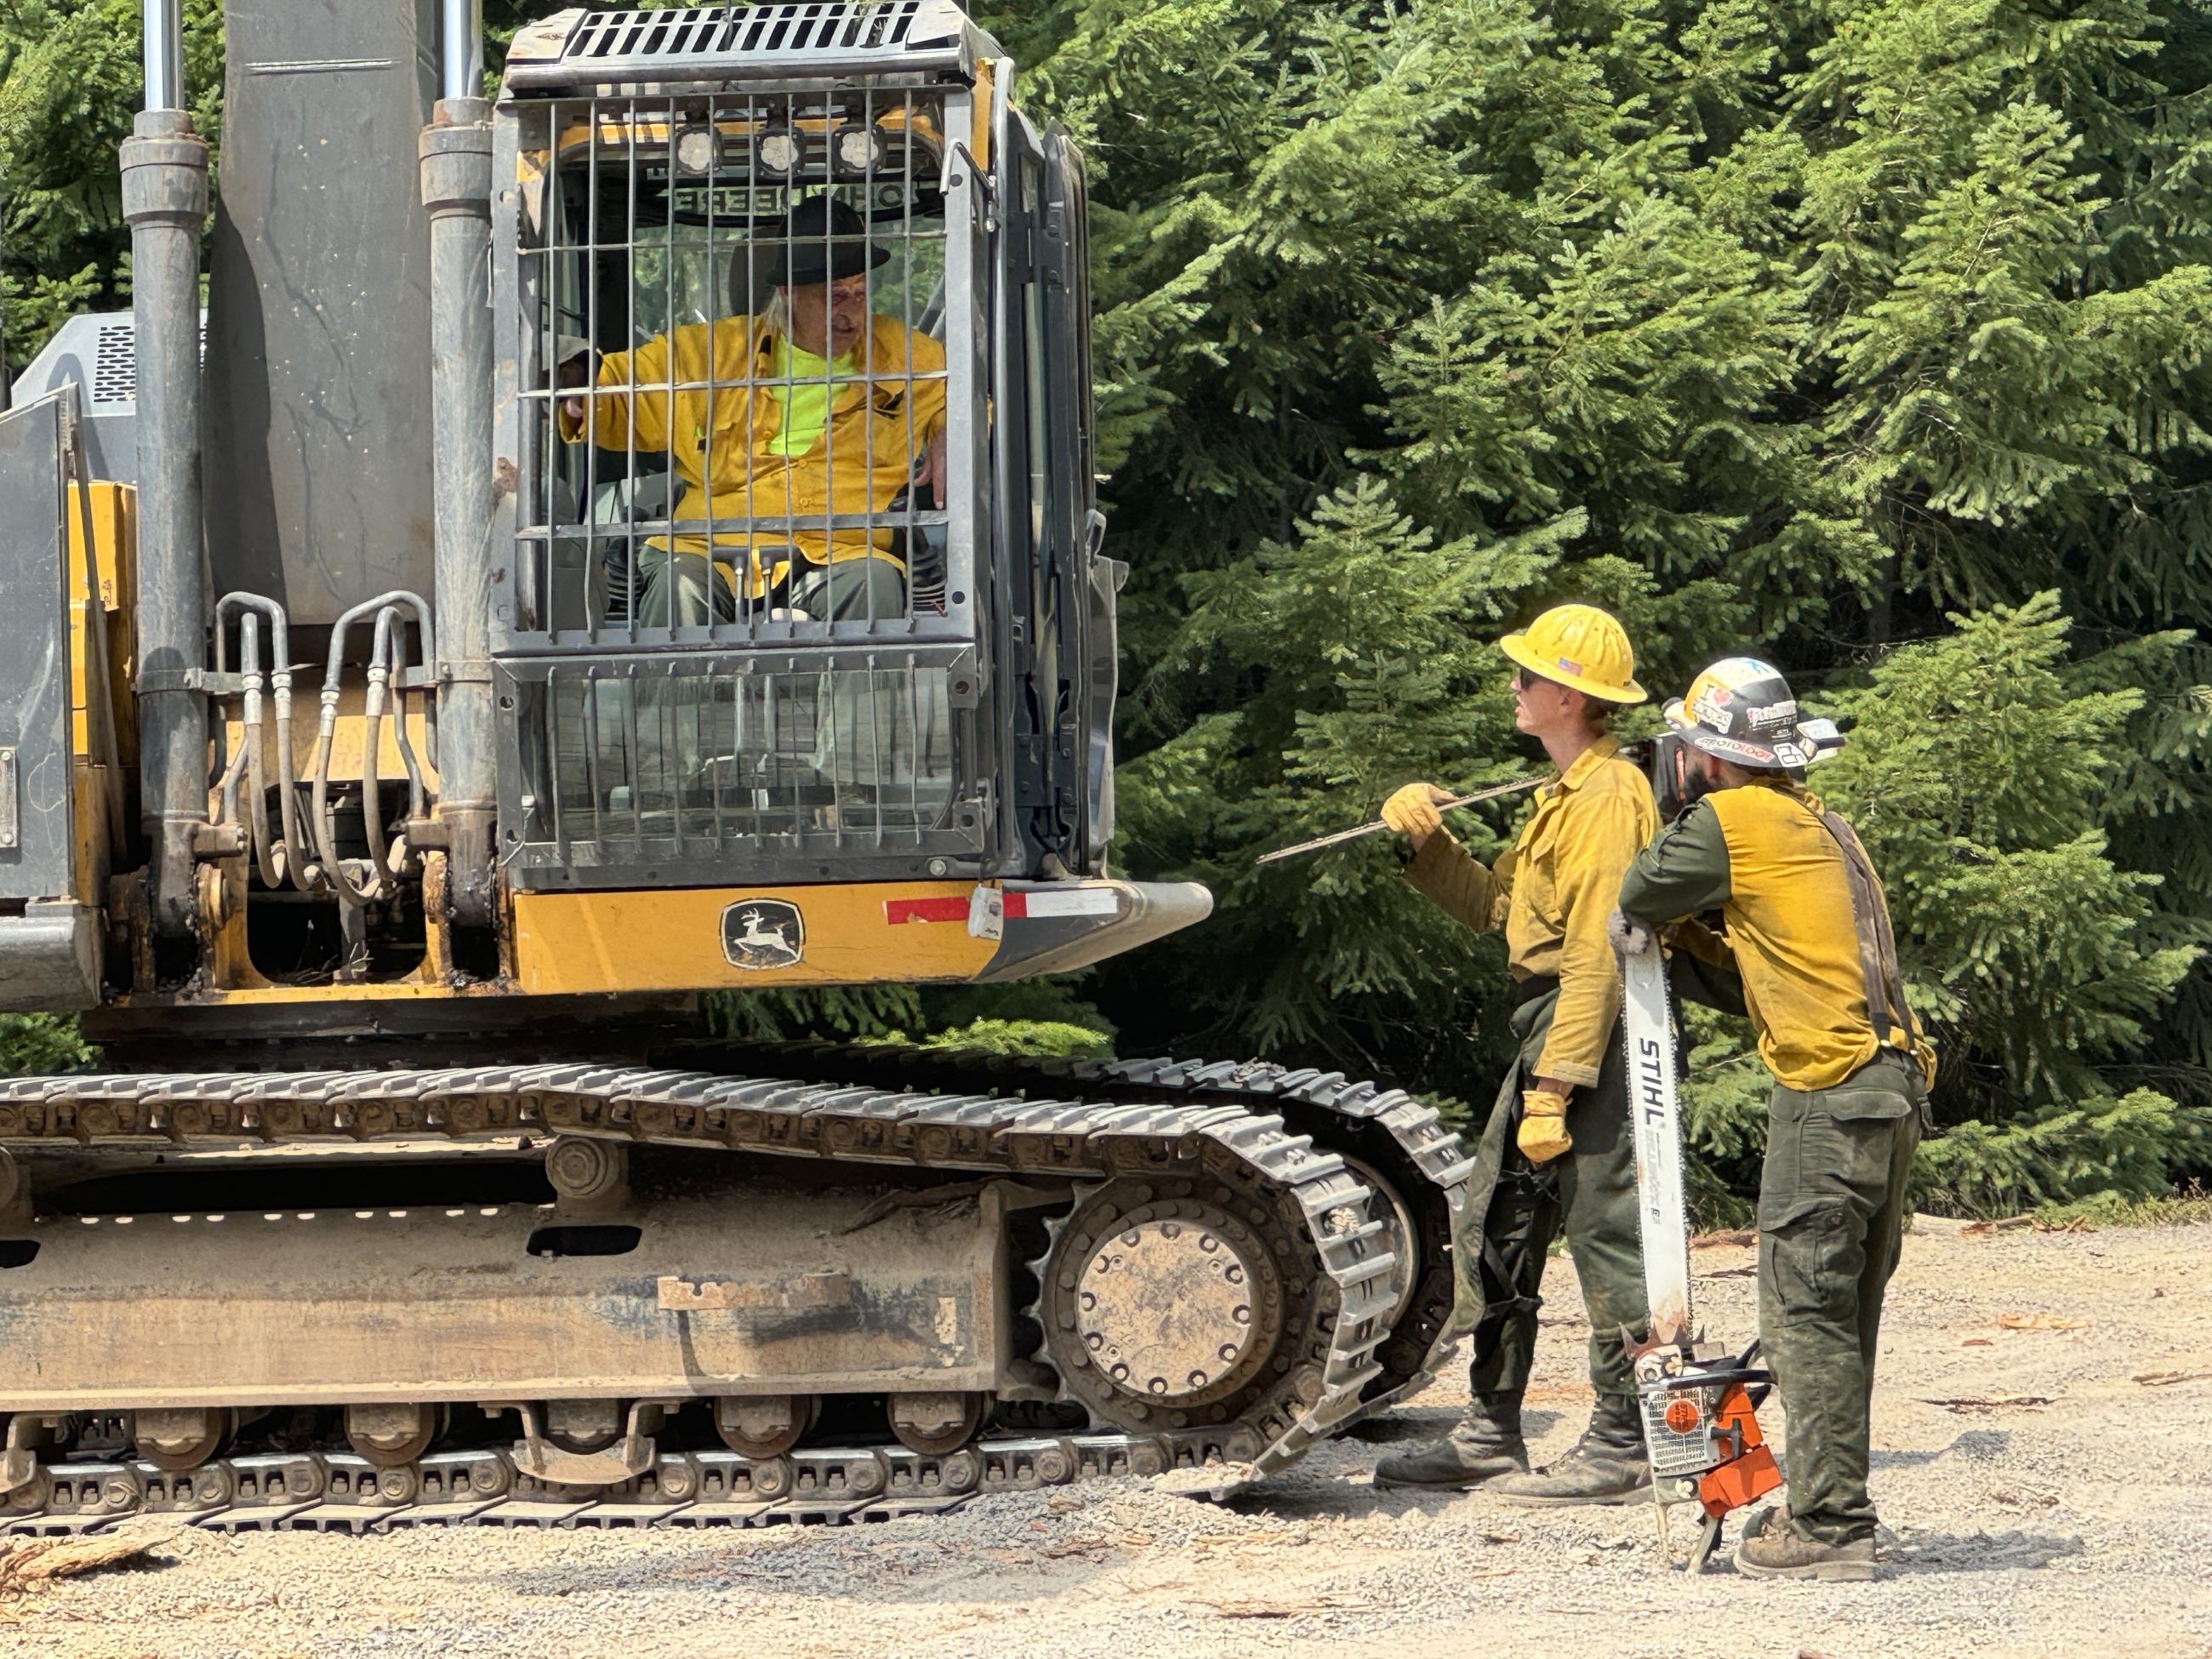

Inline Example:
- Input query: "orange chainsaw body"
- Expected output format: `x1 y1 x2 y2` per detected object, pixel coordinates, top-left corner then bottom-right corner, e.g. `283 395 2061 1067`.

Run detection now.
1698 1381 1782 1519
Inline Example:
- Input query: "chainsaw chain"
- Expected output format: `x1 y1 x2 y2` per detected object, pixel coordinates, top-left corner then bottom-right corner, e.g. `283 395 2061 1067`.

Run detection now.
0 1052 1434 1534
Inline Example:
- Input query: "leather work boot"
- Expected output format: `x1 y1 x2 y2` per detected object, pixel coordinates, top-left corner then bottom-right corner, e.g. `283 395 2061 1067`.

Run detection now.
1733 1507 1878 1582
1371 1393 1529 1490
1489 1392 1650 1507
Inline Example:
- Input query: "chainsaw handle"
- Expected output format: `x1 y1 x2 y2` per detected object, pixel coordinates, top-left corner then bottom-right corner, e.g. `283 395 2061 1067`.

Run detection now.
1645 1365 1771 1394
1732 1336 1773 1410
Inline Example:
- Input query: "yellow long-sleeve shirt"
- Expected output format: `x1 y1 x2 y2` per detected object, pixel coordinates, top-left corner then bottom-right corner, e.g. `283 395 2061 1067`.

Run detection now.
1403 734 1660 1087
561 313 948 594
1619 779 1936 1092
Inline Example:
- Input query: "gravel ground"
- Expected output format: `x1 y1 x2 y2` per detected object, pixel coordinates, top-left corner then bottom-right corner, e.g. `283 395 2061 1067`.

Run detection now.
5 1217 2208 1659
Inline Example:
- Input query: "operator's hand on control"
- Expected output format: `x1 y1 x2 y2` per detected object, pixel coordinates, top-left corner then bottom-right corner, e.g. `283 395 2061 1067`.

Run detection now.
1381 783 1451 851
1607 907 1655 959
1518 1083 1573 1164
922 432 949 505
556 348 594 425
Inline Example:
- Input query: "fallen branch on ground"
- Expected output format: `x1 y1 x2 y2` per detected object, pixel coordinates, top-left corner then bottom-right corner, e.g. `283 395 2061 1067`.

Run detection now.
0 1525 182 1598
1205 1594 1380 1618
1998 1313 2091 1331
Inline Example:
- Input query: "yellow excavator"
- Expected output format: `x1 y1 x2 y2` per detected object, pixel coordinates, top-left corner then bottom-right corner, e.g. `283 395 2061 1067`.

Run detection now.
0 0 1469 1528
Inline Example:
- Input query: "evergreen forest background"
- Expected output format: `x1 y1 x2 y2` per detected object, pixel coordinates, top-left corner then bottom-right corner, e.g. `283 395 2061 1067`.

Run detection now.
6 0 2212 1220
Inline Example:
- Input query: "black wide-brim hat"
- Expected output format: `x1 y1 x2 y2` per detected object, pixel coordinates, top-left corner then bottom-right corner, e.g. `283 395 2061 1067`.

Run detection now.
768 193 889 287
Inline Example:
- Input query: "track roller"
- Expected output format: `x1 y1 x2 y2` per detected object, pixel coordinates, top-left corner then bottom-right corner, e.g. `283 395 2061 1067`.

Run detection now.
131 1407 236 1472
544 1400 623 1455
0 1468 48 1519
345 1404 444 1468
715 1395 817 1459
888 1392 988 1456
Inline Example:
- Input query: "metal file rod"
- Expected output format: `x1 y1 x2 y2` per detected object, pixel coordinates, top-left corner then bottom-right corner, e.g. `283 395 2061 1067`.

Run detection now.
1255 775 1549 865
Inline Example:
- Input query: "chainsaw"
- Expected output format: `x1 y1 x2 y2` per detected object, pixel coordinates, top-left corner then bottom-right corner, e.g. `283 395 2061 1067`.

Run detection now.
1617 936 1783 1571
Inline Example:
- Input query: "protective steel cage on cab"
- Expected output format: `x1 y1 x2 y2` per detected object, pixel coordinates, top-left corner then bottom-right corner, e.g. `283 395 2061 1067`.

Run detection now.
486 3 1095 891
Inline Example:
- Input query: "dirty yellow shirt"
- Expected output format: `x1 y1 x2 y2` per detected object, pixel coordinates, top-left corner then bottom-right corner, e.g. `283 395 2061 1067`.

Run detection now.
561 313 948 594
1402 734 1660 1088
1619 779 1935 1092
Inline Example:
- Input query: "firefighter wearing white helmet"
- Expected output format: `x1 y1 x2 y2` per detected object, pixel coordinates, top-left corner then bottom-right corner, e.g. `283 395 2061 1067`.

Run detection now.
1617 656 1936 1581
1370 602 1663 1505
1672 656 1820 769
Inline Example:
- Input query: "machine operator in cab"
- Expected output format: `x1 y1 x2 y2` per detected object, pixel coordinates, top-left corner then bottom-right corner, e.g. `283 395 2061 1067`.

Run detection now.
558 193 947 626
1371 603 1662 1508
1616 658 1936 1582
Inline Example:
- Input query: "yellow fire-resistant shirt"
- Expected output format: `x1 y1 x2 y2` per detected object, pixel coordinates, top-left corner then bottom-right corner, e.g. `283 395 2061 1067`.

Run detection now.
1402 734 1660 1088
1618 778 1936 1092
561 313 948 595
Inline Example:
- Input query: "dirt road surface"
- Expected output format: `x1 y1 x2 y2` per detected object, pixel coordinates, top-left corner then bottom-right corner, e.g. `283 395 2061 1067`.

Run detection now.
6 1217 2208 1659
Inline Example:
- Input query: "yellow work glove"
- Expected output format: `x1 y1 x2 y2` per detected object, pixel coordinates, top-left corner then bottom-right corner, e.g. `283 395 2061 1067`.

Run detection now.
1517 1089 1572 1164
1381 782 1447 842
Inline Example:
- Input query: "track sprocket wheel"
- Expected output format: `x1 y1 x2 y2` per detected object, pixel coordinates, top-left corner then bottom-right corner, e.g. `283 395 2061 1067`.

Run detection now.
1042 1177 1317 1436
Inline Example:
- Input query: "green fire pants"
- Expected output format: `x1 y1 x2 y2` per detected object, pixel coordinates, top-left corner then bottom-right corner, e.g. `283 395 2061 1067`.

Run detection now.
1757 1050 1927 1544
1453 984 1648 1405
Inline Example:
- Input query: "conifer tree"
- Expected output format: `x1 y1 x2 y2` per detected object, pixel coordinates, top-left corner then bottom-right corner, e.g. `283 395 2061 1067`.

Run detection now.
989 0 2212 1206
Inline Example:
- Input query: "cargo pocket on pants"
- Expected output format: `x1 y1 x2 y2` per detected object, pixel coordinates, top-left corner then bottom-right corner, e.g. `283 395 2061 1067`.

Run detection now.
1759 1196 1850 1320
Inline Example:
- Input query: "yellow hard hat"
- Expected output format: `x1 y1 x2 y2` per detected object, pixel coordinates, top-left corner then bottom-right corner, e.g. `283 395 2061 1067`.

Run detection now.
1500 603 1645 704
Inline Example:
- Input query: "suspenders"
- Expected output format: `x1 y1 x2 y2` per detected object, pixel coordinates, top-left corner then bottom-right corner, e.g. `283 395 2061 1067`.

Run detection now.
1813 807 1923 1058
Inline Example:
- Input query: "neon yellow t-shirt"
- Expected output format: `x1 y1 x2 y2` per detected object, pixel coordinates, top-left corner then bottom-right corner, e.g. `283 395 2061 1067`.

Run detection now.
765 336 856 457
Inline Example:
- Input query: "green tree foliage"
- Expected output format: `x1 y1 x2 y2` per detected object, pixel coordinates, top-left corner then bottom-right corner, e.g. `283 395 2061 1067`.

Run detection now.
0 1013 92 1075
983 0 2212 1210
0 0 220 362
8 1 2212 1210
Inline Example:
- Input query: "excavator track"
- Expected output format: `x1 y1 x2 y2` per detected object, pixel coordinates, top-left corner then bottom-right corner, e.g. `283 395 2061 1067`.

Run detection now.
717 1045 1474 1411
0 1047 1472 1534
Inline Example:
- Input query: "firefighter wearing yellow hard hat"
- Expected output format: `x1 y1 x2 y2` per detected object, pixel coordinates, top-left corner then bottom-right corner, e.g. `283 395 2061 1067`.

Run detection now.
1617 656 1935 1580
1370 602 1662 1505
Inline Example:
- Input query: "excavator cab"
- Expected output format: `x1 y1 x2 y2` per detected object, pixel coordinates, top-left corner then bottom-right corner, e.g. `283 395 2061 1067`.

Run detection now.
498 20 1097 888
0 2 1468 1531
1 0 1189 1015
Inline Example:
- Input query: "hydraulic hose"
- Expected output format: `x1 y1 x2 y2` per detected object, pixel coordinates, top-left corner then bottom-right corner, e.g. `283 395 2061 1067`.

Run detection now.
314 592 437 908
216 593 314 892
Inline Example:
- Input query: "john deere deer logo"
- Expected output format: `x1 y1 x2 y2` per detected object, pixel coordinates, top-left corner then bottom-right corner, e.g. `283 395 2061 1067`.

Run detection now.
720 899 805 970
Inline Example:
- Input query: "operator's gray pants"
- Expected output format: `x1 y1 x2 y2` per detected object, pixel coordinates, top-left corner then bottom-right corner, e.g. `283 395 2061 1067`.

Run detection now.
626 546 907 627
601 551 943 811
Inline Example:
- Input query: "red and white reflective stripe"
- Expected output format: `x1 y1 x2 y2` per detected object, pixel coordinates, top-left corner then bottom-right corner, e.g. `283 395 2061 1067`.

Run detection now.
884 887 1120 926
1020 888 1121 919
